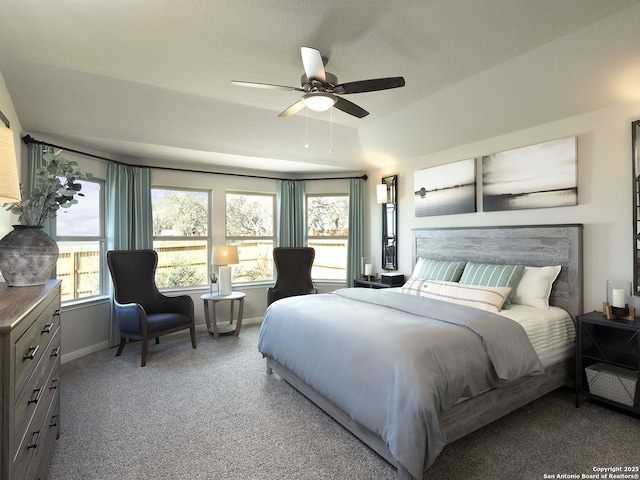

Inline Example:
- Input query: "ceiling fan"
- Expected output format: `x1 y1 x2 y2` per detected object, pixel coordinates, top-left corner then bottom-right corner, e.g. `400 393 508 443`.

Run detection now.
231 47 405 118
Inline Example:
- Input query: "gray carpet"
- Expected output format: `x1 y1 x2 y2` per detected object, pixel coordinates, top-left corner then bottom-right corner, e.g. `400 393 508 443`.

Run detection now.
48 324 640 479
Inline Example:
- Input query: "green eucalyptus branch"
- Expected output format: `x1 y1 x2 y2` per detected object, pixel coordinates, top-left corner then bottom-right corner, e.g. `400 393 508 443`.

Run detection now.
2 150 93 227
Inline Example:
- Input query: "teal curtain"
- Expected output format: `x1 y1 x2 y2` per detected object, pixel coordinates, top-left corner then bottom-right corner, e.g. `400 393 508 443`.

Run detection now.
106 163 153 251
26 143 55 238
277 179 306 247
346 178 364 287
106 163 153 346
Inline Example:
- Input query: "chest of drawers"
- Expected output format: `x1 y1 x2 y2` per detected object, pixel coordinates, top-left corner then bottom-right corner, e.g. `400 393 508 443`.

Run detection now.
0 281 61 480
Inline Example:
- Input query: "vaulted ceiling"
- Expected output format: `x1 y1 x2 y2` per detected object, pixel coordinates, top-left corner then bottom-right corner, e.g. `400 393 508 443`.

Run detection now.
1 0 639 175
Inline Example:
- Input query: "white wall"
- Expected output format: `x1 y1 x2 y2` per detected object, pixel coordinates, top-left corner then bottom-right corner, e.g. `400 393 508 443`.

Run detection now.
368 100 640 315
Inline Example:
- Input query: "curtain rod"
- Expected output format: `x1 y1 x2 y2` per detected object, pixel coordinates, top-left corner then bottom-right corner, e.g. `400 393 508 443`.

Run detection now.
0 109 10 128
22 135 367 182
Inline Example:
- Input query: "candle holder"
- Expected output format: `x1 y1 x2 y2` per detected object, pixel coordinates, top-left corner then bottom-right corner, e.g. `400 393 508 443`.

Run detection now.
604 280 634 322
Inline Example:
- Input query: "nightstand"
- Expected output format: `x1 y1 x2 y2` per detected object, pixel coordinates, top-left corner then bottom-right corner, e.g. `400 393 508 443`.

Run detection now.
575 311 640 414
353 278 392 289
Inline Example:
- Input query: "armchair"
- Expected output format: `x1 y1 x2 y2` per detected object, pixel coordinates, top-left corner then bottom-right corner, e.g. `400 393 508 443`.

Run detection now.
107 250 196 366
267 247 317 305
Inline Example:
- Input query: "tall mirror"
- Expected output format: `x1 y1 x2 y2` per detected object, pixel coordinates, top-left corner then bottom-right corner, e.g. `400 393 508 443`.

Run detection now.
633 120 640 294
378 175 398 271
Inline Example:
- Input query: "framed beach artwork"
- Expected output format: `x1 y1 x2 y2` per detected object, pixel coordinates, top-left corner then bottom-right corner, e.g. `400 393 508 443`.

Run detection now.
414 158 476 217
482 136 577 211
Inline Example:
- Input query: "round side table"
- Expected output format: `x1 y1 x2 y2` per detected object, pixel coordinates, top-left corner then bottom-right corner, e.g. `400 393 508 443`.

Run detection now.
200 291 246 339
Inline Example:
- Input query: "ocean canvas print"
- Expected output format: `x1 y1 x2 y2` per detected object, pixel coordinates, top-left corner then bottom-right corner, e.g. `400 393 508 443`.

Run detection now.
414 158 476 217
482 136 577 211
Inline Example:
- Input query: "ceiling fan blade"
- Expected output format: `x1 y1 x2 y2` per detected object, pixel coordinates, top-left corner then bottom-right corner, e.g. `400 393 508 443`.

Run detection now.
333 77 405 95
301 47 326 82
278 100 306 117
231 80 304 92
333 97 369 118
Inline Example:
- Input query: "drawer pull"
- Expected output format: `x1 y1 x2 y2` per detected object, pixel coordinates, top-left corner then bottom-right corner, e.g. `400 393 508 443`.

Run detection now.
51 346 61 357
27 430 41 450
23 345 40 360
50 414 59 428
28 386 44 405
50 378 59 390
54 309 61 317
42 323 53 334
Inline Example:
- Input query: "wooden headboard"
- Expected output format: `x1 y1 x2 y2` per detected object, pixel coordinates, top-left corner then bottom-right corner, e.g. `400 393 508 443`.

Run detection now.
412 224 583 320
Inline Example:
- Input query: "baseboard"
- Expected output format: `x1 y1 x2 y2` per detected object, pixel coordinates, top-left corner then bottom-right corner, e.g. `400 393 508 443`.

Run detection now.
61 340 110 364
61 317 263 364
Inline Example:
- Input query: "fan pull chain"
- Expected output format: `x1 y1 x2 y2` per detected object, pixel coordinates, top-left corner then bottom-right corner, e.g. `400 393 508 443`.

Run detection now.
329 108 333 154
305 107 309 149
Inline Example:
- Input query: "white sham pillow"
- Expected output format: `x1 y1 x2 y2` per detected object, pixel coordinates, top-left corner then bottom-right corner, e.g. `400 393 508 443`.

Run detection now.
412 279 512 313
511 265 561 309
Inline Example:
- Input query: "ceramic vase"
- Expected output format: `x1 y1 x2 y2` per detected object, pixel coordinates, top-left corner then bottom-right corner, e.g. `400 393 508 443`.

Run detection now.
0 225 59 286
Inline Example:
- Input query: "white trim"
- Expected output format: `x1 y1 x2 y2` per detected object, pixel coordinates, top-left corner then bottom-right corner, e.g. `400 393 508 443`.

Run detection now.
61 340 109 364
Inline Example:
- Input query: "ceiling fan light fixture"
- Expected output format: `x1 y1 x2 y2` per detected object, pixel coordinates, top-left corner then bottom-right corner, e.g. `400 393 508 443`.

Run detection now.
302 92 337 112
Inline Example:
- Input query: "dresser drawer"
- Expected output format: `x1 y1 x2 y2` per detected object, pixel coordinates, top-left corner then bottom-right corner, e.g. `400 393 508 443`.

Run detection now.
14 297 60 400
26 387 60 480
13 362 60 480
14 326 60 454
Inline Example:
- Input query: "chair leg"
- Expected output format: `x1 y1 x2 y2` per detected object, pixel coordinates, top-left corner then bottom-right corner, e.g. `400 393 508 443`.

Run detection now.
115 337 126 357
190 325 197 349
155 337 160 344
141 338 148 367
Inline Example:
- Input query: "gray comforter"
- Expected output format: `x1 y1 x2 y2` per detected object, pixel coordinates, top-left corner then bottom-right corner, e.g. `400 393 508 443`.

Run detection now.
257 288 544 478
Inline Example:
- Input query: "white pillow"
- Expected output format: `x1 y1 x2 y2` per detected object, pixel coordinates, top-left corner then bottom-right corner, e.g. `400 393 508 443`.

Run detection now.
411 279 512 313
511 266 561 309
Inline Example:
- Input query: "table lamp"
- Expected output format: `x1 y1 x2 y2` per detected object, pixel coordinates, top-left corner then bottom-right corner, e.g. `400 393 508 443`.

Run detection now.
0 122 21 203
212 245 239 296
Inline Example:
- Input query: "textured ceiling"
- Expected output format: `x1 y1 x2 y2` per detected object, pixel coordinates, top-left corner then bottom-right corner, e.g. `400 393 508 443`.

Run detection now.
1 0 639 175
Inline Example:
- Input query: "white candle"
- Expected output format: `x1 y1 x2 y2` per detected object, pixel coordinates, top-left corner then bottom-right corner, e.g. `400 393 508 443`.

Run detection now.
364 264 373 276
612 288 626 308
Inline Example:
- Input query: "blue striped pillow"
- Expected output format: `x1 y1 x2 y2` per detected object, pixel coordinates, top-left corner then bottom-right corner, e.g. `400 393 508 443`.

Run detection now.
412 258 467 282
458 262 525 309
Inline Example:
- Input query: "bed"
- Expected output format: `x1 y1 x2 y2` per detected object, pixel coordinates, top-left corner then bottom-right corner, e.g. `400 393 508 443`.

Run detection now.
258 224 583 479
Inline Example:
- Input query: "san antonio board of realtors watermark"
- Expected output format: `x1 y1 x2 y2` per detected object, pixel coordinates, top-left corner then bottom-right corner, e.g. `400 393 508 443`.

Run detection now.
543 466 639 479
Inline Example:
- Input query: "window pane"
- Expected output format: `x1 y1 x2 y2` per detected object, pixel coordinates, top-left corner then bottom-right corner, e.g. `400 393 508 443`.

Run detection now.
226 192 275 283
307 195 349 280
154 240 208 287
56 180 101 236
57 241 102 301
308 239 347 280
152 188 209 288
307 196 349 236
152 189 208 237
231 240 274 282
226 193 273 237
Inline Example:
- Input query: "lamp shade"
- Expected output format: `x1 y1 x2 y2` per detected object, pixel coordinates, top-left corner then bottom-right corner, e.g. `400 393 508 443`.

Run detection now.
0 125 21 203
211 245 239 266
376 184 388 204
302 92 337 112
